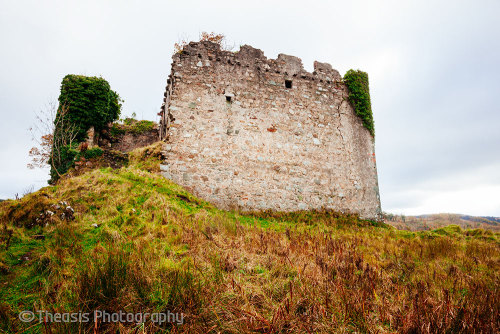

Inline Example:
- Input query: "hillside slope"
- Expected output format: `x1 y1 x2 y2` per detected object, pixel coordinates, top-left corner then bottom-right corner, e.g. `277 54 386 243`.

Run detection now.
385 213 500 232
1 143 499 333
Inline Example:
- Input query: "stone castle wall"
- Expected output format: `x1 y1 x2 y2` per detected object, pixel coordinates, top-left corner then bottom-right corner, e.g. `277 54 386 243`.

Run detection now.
159 41 381 219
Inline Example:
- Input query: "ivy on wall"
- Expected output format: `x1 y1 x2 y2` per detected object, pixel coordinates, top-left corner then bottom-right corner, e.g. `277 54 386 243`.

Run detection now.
49 147 104 182
50 75 121 183
57 75 122 141
49 145 78 182
343 70 375 137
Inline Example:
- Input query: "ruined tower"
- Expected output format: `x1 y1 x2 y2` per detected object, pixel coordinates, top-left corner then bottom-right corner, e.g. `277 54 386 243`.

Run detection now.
159 41 381 219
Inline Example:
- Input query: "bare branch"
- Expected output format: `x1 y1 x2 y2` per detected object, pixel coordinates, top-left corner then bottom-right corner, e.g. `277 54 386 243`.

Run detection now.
28 101 78 172
174 32 231 53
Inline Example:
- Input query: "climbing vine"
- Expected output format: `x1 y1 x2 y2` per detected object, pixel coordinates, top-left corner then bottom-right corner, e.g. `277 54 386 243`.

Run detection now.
343 70 374 137
49 74 122 183
57 74 122 142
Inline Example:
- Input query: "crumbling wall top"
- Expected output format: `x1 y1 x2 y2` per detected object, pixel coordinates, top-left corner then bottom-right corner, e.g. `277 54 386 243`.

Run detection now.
173 41 341 81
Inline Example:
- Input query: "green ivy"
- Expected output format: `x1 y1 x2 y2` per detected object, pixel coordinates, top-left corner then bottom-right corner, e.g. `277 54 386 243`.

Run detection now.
343 70 375 137
110 124 126 137
82 147 104 160
49 147 104 183
49 145 79 183
57 75 122 142
50 75 122 183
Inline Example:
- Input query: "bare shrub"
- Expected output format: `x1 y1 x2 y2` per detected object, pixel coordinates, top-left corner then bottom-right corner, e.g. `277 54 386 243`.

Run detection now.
174 31 233 53
28 101 78 178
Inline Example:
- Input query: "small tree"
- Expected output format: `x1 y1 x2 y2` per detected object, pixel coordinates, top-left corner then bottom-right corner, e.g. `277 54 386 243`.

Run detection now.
28 101 78 177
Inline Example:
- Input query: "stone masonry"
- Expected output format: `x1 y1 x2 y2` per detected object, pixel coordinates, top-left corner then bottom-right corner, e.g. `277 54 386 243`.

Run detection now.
159 41 381 219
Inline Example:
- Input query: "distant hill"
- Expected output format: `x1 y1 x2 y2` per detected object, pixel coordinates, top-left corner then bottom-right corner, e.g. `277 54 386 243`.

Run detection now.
384 213 500 232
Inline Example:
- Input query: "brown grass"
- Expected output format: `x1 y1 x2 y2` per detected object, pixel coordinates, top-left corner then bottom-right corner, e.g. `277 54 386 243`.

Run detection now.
0 143 499 333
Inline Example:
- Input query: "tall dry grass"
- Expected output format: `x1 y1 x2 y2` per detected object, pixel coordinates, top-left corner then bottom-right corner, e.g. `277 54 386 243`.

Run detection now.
0 143 498 333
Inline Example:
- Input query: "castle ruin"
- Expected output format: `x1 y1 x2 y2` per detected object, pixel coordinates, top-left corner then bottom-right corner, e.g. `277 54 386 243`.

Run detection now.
159 41 381 219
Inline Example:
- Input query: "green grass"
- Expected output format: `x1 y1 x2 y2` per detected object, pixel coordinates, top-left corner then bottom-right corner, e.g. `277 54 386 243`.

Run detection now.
111 119 156 137
0 143 499 333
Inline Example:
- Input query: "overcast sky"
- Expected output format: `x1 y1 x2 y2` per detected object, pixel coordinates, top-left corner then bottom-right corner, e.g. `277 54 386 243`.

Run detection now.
1 0 499 216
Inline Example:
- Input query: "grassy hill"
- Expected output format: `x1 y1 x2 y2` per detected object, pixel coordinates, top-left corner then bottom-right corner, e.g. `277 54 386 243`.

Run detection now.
385 213 500 232
1 143 499 333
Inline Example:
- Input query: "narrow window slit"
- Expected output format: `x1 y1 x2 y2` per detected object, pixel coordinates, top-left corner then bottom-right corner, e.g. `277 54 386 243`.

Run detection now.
285 80 293 89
